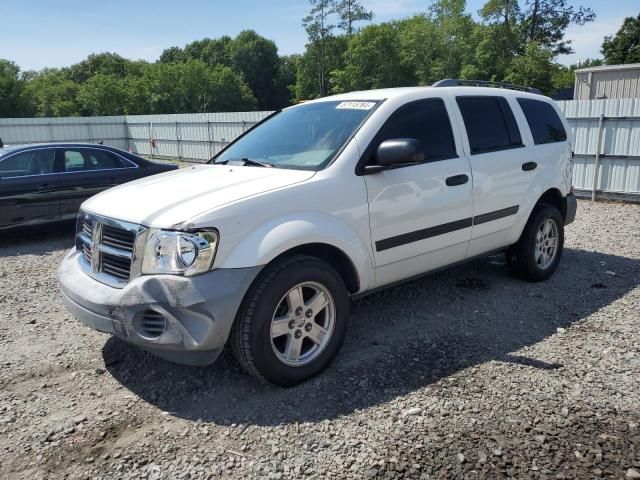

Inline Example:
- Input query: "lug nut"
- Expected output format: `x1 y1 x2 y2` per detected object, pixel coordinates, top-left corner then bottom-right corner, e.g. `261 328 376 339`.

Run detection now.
305 309 313 318
294 329 302 339
288 320 295 329
295 307 303 316
304 323 312 332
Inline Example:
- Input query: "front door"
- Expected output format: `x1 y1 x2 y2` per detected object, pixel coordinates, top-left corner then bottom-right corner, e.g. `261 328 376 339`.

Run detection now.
362 98 474 288
0 148 59 229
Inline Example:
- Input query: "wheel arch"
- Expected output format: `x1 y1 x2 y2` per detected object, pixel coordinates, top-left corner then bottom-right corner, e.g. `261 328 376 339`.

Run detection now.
216 212 374 293
536 187 567 221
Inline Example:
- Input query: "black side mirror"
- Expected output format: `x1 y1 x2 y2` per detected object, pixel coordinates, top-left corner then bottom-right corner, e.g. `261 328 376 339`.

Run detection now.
364 138 426 174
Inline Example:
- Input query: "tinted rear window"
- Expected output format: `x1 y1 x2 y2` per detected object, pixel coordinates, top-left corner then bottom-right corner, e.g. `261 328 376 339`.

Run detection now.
456 97 523 154
517 98 567 144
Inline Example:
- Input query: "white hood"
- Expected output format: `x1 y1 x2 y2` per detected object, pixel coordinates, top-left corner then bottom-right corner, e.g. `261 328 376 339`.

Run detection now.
82 164 316 228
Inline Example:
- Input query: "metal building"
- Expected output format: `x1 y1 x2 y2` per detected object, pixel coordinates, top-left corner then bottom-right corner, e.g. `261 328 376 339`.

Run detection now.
574 64 640 100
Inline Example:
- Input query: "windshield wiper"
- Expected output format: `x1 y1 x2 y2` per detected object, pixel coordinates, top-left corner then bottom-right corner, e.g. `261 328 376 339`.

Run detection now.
220 157 274 168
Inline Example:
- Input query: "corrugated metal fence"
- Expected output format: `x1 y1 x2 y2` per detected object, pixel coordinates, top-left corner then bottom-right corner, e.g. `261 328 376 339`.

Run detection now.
0 111 272 162
1 100 639 200
557 99 640 201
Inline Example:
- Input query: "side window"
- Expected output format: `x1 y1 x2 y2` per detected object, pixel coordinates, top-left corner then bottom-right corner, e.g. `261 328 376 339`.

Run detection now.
456 96 523 154
64 150 86 171
0 150 56 178
517 98 567 144
376 98 457 161
63 149 126 171
86 150 127 170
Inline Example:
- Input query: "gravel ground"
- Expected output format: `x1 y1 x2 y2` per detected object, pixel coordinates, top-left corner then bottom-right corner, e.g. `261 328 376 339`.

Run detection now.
0 199 639 480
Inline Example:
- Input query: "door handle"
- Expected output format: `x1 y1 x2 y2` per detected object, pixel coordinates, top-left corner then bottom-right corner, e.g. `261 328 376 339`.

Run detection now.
522 162 537 171
445 174 469 186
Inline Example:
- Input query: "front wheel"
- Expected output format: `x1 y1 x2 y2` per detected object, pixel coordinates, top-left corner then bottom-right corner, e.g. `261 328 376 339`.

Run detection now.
230 255 349 387
506 205 564 282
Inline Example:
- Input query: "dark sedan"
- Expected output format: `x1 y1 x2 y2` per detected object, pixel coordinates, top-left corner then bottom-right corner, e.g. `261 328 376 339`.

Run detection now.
0 143 177 230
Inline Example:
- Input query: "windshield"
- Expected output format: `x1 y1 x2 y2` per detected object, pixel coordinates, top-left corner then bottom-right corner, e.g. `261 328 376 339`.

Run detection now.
213 100 379 170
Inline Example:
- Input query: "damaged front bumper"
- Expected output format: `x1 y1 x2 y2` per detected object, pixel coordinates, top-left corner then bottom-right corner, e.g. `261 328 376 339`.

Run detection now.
58 249 260 365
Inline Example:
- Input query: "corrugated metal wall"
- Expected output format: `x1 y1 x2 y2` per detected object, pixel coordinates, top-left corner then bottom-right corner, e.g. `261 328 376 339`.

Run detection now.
1 101 638 200
557 99 640 199
574 69 640 100
0 112 273 162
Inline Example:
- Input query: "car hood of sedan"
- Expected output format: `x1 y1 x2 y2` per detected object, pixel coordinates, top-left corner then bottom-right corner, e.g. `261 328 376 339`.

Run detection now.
82 164 316 228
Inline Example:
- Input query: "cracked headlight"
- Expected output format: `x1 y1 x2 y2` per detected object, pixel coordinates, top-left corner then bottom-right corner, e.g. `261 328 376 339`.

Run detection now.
141 229 218 276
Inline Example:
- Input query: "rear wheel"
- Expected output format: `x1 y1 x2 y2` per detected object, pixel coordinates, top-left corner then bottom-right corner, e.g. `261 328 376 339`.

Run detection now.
230 255 349 387
506 205 564 282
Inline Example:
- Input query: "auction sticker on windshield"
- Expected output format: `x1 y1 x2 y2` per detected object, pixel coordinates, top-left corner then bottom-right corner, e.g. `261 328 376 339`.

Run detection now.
336 101 376 110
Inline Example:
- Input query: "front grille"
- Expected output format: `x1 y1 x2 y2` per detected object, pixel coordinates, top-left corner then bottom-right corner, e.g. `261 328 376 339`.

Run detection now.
76 212 141 287
101 252 132 280
102 225 135 252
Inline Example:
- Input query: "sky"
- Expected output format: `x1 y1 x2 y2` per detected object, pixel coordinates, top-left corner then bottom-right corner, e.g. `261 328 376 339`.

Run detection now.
0 0 638 71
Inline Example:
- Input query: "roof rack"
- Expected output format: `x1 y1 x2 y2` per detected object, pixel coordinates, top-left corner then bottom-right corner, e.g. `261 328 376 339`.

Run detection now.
432 79 542 95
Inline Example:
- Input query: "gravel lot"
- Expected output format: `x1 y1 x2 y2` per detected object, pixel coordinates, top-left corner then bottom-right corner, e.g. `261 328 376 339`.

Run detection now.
0 199 639 479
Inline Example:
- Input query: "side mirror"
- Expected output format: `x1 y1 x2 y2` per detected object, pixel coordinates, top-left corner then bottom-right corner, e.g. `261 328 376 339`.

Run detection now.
364 138 426 174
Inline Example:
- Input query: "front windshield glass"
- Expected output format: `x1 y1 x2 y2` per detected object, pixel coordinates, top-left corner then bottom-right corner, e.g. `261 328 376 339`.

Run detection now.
213 100 379 170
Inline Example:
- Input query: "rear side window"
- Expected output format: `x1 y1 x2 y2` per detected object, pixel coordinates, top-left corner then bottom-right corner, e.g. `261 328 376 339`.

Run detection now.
456 96 523 154
63 149 127 172
517 98 567 144
375 98 456 161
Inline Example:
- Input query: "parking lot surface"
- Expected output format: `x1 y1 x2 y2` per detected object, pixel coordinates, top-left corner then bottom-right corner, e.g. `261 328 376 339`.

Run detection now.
0 199 639 479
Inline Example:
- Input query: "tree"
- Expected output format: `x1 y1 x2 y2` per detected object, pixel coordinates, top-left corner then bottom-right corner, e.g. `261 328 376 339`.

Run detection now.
332 22 413 92
303 0 337 97
505 42 555 94
77 74 128 116
334 0 373 37
602 14 640 65
0 59 26 117
294 36 348 100
68 53 134 84
228 30 281 109
23 69 80 117
521 0 595 55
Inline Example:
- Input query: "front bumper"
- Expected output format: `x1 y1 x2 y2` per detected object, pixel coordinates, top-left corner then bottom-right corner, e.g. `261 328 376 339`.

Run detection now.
565 193 577 225
58 249 261 365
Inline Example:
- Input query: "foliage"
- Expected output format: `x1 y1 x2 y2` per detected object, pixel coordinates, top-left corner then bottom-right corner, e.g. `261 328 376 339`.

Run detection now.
2 1 638 118
602 14 640 65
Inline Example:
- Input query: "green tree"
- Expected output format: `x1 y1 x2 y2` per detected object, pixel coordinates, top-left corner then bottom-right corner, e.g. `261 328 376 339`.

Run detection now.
332 22 412 92
295 36 348 100
303 0 337 96
0 59 26 117
602 14 640 65
77 73 128 115
23 69 79 117
334 0 373 37
228 30 281 109
522 0 595 55
505 42 555 94
68 53 134 84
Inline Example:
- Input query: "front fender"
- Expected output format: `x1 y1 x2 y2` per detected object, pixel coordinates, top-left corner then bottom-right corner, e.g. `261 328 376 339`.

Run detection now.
217 212 375 293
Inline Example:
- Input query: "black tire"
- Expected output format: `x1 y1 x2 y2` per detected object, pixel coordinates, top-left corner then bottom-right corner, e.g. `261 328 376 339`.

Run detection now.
230 254 350 387
506 205 564 282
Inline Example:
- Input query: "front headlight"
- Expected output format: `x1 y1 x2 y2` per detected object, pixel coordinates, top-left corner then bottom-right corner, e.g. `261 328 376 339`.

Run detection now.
141 229 218 276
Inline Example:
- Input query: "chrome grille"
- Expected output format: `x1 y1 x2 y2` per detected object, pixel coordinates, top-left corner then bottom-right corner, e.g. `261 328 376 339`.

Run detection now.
76 212 144 288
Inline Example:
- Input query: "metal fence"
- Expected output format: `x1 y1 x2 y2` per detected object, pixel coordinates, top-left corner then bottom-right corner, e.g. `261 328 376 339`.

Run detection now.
0 112 273 163
1 100 639 201
557 99 640 201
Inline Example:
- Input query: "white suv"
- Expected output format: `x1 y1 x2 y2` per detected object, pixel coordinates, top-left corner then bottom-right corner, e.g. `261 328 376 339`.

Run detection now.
59 82 577 386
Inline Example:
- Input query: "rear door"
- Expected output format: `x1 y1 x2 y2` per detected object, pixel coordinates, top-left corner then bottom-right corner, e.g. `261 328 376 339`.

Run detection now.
56 147 140 220
362 97 474 287
452 95 537 257
0 148 59 229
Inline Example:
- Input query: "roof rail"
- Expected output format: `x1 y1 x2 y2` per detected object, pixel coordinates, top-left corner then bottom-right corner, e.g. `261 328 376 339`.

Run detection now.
432 79 543 95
